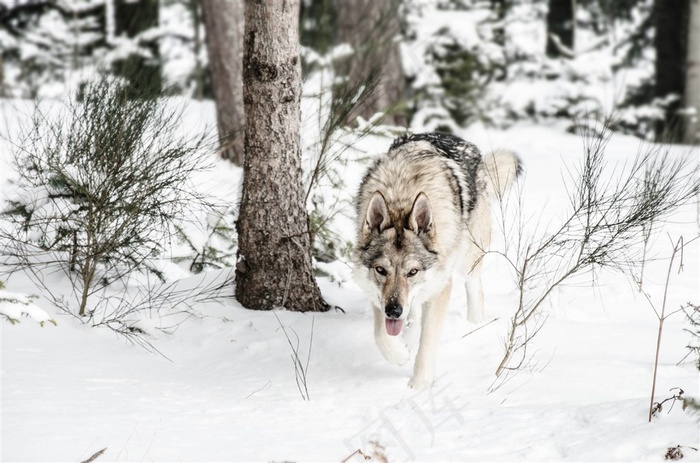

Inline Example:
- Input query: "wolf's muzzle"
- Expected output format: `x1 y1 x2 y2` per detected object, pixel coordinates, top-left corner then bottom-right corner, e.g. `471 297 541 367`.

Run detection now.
385 301 403 319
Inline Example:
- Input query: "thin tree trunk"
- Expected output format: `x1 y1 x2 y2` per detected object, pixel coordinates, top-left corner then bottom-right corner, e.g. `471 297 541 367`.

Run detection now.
546 0 575 58
200 0 245 164
236 0 329 313
113 0 161 99
0 52 4 98
654 0 689 142
191 0 204 101
300 0 336 55
335 0 405 126
491 0 508 48
684 0 700 144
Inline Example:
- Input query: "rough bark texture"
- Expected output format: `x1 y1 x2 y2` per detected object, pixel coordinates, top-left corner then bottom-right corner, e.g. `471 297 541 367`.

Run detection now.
201 0 245 164
335 0 406 126
545 0 575 58
683 0 700 144
235 0 328 313
654 0 689 141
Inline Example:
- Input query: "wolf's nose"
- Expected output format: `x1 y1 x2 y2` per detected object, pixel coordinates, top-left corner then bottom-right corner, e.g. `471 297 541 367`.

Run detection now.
385 301 402 319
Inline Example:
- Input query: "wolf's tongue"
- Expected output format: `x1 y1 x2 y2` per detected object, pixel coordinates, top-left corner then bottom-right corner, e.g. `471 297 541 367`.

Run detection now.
385 319 404 336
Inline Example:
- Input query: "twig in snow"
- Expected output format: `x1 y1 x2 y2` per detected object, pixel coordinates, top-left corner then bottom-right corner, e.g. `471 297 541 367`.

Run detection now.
485 117 700 391
340 440 388 463
274 312 315 401
80 447 107 463
461 317 499 338
340 449 371 463
651 387 686 419
645 236 699 422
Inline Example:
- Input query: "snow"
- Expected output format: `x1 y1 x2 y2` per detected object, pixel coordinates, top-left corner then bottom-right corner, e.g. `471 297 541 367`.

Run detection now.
0 290 54 325
1 2 699 462
1 96 699 462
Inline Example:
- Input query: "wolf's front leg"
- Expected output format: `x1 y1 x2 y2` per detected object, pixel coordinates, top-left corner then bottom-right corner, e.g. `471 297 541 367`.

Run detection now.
409 279 452 389
373 305 410 366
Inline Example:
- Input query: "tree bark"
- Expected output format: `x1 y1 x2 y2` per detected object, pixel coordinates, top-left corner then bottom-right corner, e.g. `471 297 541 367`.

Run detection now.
653 0 689 141
200 0 245 164
335 0 405 126
683 0 700 144
546 0 575 58
236 0 328 313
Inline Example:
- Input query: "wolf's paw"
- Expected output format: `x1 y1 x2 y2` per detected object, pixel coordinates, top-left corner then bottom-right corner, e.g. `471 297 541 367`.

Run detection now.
378 339 410 366
385 344 411 366
466 303 484 324
408 373 433 390
467 311 484 324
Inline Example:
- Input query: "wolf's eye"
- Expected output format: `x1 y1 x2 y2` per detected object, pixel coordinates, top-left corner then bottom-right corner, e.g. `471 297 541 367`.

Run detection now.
407 268 419 277
375 266 387 276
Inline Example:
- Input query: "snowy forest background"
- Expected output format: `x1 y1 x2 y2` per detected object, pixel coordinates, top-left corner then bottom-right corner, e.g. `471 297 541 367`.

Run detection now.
1 0 698 143
1 0 700 462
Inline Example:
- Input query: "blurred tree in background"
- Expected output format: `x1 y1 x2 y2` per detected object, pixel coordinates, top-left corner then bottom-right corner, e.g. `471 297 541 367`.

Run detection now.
0 0 106 98
0 0 697 143
300 0 336 56
546 0 575 58
685 0 700 145
334 0 406 126
200 0 245 164
113 0 161 99
653 0 690 142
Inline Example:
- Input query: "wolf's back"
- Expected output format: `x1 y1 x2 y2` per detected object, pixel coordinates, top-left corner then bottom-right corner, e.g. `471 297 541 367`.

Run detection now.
390 132 481 179
389 132 481 213
390 132 521 202
357 132 521 235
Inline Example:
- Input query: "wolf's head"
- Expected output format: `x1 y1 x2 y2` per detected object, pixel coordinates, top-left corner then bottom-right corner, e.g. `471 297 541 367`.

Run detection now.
357 191 440 336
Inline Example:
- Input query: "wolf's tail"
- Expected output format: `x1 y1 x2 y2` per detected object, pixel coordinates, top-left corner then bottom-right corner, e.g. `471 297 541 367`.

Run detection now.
479 149 522 198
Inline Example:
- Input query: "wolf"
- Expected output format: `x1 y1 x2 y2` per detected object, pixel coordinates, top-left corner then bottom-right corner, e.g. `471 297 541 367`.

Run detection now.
354 132 521 389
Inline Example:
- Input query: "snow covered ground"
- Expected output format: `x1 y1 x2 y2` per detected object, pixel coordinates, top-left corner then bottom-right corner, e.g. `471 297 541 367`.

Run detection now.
1 95 699 462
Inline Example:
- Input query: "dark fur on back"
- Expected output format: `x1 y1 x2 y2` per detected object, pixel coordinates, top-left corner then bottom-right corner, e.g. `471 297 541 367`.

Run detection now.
390 132 482 212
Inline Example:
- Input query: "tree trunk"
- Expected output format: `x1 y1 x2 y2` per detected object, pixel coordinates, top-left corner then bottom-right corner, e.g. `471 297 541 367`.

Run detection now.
546 0 575 58
190 0 204 101
113 0 161 99
236 0 328 313
0 52 4 98
654 0 689 141
335 0 405 126
300 0 336 55
683 0 700 144
200 0 245 164
491 0 508 48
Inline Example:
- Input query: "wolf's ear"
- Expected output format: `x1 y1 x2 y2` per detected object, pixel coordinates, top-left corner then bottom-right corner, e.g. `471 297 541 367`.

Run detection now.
408 192 432 235
364 191 389 234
